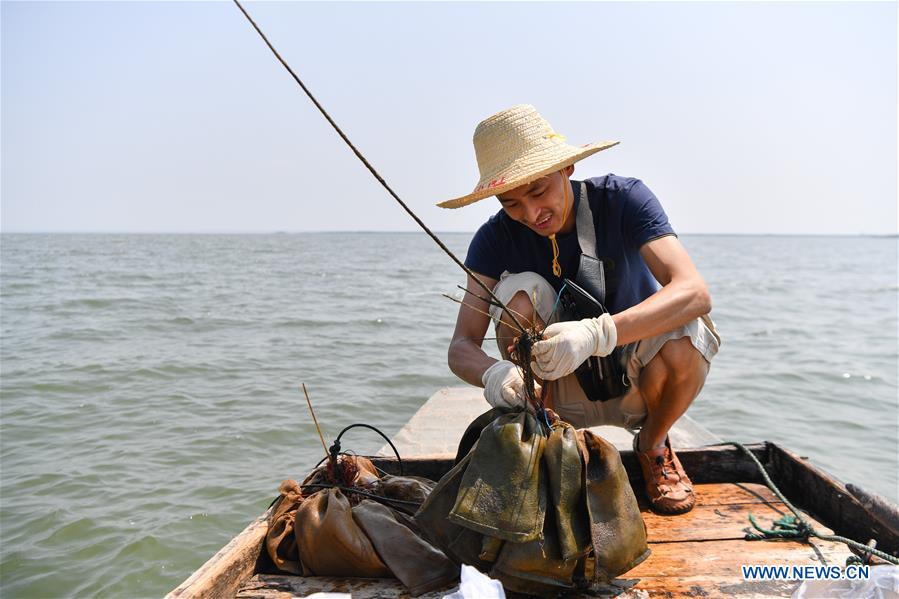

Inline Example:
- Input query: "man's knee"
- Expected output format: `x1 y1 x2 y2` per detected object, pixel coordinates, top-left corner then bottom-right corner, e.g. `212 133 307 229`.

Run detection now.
500 290 543 331
495 291 543 358
640 337 708 392
657 337 710 386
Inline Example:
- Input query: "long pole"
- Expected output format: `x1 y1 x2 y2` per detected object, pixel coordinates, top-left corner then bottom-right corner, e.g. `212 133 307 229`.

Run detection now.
230 0 528 334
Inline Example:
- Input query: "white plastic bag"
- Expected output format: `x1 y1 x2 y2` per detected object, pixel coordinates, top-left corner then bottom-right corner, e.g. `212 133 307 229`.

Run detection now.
792 565 899 599
442 564 505 599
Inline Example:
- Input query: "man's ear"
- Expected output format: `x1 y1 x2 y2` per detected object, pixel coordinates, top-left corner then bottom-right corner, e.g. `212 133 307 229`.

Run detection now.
563 164 575 177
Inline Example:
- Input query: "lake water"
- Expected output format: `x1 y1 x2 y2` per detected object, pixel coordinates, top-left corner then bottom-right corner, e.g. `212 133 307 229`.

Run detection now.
1 232 896 597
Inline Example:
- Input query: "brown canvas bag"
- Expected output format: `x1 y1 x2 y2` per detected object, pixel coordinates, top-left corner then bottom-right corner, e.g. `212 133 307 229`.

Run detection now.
577 429 650 582
265 479 304 575
294 487 391 578
448 411 546 542
415 452 494 571
352 499 458 596
417 410 650 594
543 420 591 560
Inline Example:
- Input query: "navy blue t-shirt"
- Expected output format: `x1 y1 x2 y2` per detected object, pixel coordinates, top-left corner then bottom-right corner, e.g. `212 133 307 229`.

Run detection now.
463 175 676 315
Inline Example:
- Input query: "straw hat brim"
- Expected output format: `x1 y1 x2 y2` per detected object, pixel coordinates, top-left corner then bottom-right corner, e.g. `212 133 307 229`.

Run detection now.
437 140 619 209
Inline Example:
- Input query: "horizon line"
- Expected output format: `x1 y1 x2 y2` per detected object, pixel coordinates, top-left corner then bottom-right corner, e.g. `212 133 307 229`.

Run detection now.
1 230 897 238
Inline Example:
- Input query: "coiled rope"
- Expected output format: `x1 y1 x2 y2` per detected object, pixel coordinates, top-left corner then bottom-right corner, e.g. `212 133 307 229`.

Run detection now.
727 441 899 565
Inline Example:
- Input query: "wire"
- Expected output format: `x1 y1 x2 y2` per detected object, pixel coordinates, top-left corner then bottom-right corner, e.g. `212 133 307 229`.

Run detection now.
299 483 422 507
331 423 403 476
549 282 568 324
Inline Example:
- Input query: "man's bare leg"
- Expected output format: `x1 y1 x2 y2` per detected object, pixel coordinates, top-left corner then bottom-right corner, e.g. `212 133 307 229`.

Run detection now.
635 336 710 449
632 335 710 513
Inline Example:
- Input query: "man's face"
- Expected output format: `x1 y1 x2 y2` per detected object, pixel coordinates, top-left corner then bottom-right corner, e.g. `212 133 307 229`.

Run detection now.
496 166 575 237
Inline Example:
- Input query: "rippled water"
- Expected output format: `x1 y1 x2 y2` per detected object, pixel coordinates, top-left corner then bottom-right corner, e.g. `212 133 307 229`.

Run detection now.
1 233 896 597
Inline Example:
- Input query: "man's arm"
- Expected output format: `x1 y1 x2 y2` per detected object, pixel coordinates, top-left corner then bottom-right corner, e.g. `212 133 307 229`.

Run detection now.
447 272 499 387
532 235 712 380
612 235 712 346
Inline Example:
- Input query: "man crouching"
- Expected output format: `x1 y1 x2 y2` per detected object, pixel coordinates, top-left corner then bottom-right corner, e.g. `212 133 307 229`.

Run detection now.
441 104 721 515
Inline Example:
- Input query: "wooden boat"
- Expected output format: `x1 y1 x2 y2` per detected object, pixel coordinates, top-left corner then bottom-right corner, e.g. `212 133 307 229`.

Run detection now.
167 441 899 598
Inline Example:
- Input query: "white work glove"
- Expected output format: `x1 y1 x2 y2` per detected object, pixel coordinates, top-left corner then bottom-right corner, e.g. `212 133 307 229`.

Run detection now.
531 313 617 381
481 360 539 409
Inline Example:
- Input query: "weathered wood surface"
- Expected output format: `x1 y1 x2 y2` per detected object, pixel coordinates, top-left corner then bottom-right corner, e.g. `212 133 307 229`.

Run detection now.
617 575 800 598
165 510 270 599
236 574 801 599
640 503 834 543
233 482 856 598
673 481 779 506
630 537 850 578
381 387 721 457
173 443 898 598
236 575 453 599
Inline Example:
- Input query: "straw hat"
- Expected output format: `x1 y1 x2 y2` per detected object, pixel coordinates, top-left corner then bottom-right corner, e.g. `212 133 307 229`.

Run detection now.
437 104 619 209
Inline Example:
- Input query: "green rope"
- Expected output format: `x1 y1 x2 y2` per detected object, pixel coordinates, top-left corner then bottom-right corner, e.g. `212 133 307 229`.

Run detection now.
745 513 812 540
724 441 899 565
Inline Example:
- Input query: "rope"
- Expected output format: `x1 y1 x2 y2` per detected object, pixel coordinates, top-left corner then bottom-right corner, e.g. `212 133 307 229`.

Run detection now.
231 0 528 336
547 174 573 278
726 441 899 565
549 234 561 277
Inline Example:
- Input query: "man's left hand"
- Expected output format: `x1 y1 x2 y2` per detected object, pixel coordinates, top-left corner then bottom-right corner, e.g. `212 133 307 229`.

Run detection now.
531 314 617 380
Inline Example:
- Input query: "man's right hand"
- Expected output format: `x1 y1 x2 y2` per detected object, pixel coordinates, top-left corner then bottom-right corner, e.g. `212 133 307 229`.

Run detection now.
481 360 538 409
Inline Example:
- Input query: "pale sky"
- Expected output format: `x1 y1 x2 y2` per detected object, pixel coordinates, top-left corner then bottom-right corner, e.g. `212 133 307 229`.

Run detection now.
2 1 896 235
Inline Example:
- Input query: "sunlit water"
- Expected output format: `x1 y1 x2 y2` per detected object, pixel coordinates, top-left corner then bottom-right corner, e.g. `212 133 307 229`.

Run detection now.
1 233 896 597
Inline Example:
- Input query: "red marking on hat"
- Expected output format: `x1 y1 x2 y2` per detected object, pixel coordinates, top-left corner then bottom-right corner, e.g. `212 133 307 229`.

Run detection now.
476 176 507 192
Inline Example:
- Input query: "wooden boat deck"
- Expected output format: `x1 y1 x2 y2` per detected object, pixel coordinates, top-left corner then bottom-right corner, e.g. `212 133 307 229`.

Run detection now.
168 389 898 598
168 442 898 599
234 480 852 598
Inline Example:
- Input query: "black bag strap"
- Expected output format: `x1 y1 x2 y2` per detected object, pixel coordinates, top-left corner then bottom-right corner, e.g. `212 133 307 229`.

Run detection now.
573 182 606 305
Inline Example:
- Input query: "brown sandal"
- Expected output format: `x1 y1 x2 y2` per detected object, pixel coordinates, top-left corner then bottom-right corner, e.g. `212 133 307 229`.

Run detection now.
633 434 696 515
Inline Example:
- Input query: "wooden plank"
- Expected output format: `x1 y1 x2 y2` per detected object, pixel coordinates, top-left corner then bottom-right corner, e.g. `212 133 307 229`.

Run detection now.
240 545 840 599
627 538 854 578
618 575 800 597
236 574 455 599
166 511 270 599
641 494 834 543
682 482 779 506
238 572 805 598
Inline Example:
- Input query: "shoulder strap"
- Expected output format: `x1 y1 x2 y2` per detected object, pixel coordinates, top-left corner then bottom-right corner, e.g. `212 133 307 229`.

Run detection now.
575 182 597 259
572 181 606 305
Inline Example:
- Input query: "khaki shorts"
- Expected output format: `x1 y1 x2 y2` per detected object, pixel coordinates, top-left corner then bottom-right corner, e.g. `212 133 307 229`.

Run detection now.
488 271 721 429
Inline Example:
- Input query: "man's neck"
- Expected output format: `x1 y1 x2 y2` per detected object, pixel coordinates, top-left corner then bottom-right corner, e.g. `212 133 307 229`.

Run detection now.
558 179 576 235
